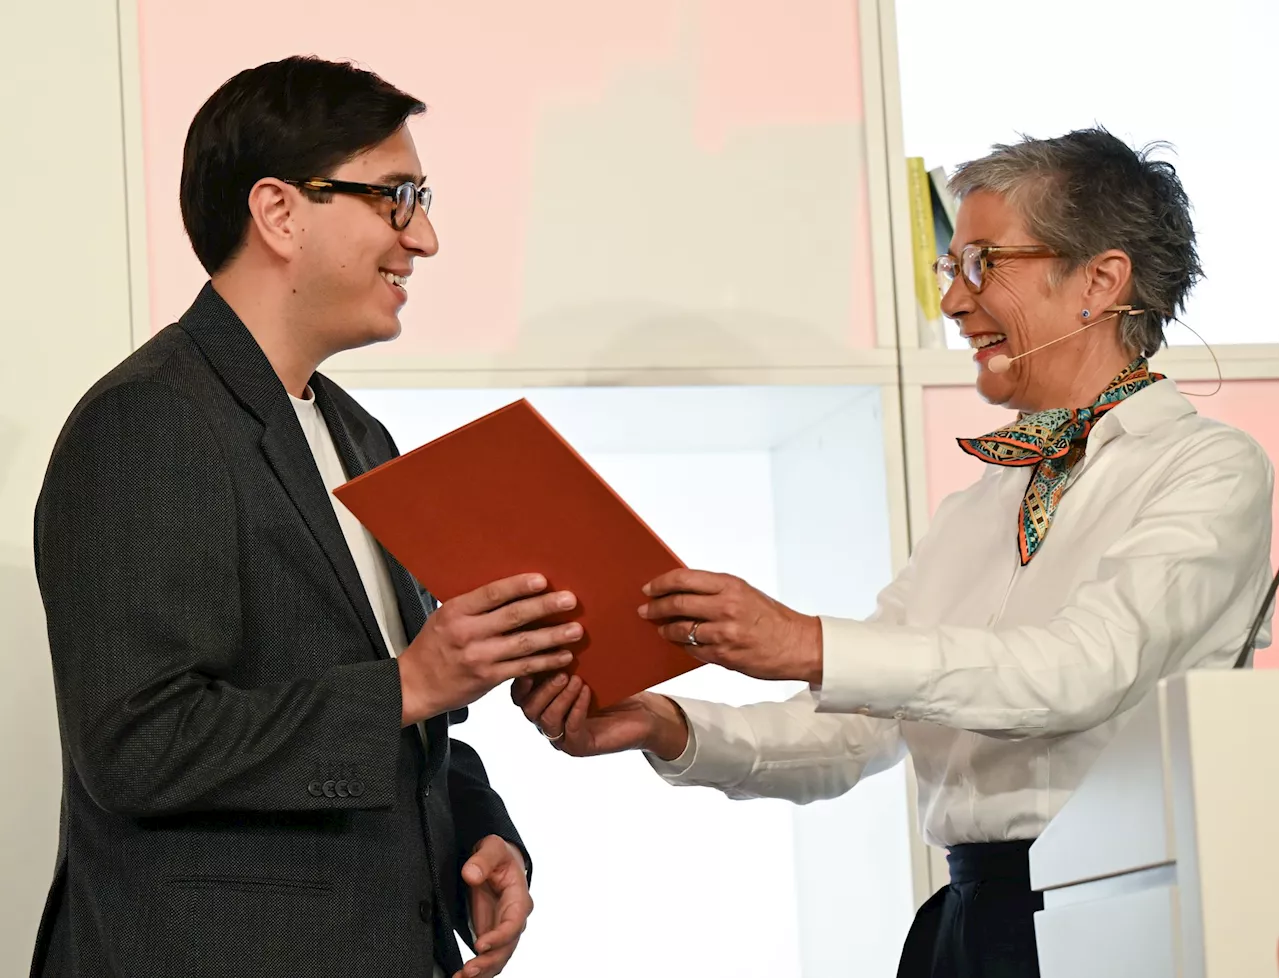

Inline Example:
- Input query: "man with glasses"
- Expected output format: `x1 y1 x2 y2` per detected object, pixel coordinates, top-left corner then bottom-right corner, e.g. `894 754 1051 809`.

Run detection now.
31 56 575 978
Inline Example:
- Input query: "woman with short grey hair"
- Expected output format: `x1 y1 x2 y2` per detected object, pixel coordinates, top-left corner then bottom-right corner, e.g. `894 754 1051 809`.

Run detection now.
515 129 1275 977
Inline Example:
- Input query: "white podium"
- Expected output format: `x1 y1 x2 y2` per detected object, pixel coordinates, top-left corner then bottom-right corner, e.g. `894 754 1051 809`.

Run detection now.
1029 671 1278 978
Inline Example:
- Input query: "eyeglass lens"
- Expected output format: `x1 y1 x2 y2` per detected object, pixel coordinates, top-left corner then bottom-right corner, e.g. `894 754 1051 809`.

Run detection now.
392 184 431 229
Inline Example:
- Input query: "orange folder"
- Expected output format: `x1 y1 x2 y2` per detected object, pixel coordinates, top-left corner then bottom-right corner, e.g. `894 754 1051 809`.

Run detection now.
333 399 701 709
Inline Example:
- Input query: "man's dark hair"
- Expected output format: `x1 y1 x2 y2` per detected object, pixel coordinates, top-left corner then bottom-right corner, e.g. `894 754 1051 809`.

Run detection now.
180 56 425 275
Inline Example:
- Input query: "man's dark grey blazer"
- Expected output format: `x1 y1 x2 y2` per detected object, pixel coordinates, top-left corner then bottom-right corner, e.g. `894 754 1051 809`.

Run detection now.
31 284 527 977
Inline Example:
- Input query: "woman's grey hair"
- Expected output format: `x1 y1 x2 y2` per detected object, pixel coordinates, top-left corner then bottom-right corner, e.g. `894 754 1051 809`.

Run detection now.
948 128 1202 357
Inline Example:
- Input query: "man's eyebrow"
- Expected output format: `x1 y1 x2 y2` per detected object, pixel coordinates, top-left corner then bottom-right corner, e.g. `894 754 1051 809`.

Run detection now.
377 171 426 186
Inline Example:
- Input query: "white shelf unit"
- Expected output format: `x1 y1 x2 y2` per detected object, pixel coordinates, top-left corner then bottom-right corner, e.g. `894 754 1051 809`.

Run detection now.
899 343 1278 387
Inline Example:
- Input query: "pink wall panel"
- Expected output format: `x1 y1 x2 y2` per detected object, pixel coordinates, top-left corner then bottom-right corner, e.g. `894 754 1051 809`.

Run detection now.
695 1 864 148
137 1 674 355
135 1 877 355
921 379 1279 668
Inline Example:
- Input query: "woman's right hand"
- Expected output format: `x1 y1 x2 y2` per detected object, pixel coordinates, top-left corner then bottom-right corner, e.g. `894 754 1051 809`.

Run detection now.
511 674 690 761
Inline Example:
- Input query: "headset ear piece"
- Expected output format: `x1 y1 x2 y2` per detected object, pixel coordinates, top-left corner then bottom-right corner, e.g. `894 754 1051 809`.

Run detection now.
1162 315 1221 399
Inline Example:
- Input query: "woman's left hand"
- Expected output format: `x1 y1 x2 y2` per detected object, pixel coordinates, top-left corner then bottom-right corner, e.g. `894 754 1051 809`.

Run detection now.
638 569 823 685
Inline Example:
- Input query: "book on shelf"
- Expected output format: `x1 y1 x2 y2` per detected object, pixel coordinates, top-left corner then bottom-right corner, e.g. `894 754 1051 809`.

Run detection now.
928 165 957 229
906 157 946 348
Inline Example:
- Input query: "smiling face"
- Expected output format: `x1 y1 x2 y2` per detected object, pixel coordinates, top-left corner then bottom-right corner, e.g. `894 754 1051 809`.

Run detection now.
285 126 438 356
942 190 1134 413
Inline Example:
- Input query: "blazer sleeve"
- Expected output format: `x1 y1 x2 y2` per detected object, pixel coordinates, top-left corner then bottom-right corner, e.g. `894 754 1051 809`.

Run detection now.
35 381 405 817
447 736 532 947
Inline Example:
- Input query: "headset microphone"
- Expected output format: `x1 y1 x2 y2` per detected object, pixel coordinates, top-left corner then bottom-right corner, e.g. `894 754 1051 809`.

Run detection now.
988 306 1144 374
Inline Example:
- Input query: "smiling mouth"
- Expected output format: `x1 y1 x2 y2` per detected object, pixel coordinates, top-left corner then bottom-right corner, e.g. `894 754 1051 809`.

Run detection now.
380 270 408 288
967 333 1006 350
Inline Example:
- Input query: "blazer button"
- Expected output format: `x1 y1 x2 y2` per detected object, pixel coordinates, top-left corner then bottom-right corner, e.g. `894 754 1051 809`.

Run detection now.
307 781 324 798
322 780 337 798
348 779 365 798
335 780 350 798
418 899 432 923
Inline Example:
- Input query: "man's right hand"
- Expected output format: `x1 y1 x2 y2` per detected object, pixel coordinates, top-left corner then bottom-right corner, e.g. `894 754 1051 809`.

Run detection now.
397 574 581 725
510 673 690 762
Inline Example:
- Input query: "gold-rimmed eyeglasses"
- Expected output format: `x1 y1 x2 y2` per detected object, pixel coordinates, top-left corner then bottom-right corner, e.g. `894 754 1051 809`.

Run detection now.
932 244 1059 300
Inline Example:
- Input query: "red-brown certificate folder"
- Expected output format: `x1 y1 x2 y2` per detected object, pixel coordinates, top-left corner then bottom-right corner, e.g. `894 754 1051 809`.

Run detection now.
333 399 700 708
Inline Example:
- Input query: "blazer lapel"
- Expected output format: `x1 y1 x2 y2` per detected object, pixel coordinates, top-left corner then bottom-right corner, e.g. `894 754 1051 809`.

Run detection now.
311 379 430 643
313 376 450 778
177 283 388 660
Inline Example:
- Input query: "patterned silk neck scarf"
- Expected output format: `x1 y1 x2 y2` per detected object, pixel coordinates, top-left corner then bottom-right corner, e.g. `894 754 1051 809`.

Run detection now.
957 357 1165 565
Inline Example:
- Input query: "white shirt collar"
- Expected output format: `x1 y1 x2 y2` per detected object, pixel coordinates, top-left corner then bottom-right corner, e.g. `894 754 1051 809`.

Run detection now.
1086 378 1196 450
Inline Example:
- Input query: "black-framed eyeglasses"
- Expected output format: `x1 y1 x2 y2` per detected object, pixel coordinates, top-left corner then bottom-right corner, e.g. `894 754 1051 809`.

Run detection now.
932 244 1059 300
283 177 432 230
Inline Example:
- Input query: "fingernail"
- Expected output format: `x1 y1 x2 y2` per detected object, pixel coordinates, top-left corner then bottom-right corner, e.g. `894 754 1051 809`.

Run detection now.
642 583 652 596
529 575 546 590
566 623 583 638
477 944 490 954
637 604 649 618
553 673 568 686
556 592 575 609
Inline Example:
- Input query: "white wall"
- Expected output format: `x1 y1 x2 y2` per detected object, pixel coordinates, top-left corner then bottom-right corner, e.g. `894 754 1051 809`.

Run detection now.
773 392 915 977
0 3 136 968
893 0 1280 349
356 385 915 976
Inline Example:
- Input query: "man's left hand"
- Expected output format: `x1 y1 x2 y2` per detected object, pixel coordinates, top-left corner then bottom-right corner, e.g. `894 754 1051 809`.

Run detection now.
455 835 531 978
639 569 823 685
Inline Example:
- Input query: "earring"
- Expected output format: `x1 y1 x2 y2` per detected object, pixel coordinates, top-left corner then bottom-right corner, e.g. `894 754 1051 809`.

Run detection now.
1081 309 1091 319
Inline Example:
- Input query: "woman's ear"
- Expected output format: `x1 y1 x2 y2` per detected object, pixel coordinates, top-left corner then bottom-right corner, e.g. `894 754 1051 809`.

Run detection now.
1081 249 1132 312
